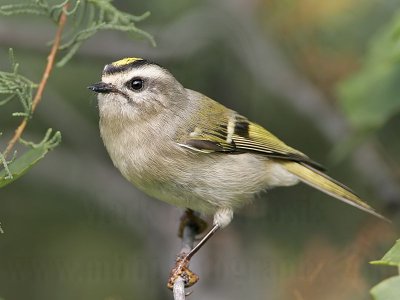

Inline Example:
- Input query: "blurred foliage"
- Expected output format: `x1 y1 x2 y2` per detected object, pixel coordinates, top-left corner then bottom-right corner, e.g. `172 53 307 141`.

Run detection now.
338 11 400 133
263 0 400 96
332 9 400 161
370 240 400 299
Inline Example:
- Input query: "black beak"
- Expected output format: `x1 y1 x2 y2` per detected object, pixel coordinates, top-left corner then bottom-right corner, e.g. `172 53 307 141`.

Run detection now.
88 82 114 94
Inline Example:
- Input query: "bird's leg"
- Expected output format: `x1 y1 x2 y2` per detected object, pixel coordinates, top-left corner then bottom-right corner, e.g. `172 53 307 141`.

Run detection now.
168 209 215 290
168 208 233 290
185 224 220 260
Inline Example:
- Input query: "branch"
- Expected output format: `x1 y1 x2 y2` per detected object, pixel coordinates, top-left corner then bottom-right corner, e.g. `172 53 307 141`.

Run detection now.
171 210 201 299
173 277 187 300
3 2 68 158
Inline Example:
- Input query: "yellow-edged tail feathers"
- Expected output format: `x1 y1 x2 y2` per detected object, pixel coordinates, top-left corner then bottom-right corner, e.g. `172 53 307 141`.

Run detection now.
281 161 389 222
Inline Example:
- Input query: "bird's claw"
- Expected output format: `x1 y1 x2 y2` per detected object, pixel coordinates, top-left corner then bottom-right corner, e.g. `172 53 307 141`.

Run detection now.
167 254 199 290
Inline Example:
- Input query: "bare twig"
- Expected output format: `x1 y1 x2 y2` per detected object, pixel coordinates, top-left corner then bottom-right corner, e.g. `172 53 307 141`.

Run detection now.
173 277 186 300
170 210 205 299
3 2 68 158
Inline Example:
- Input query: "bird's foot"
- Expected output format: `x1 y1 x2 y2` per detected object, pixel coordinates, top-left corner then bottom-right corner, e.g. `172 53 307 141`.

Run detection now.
167 253 199 290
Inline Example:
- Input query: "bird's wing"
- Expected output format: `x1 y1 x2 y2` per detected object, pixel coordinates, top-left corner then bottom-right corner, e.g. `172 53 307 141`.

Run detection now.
178 112 324 171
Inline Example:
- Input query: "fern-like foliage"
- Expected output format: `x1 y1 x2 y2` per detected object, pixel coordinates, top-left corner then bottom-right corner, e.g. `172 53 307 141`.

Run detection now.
0 49 38 179
0 0 155 66
0 133 14 179
0 49 37 117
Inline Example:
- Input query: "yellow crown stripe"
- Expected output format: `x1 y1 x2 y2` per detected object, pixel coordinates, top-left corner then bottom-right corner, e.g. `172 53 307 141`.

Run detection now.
112 57 143 67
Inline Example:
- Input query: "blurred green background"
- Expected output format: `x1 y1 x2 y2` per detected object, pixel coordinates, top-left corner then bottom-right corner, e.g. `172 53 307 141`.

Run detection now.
1 0 400 299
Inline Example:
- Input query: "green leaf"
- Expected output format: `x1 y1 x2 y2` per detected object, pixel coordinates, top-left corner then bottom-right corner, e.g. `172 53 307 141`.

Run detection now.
0 130 61 188
371 276 400 300
0 145 48 188
371 240 400 267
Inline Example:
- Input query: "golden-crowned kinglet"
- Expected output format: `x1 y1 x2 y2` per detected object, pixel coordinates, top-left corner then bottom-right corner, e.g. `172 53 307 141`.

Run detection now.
89 57 386 245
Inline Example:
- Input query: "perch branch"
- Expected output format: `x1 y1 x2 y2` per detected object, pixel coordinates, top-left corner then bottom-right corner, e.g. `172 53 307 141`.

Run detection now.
3 3 68 158
170 210 206 299
173 277 186 300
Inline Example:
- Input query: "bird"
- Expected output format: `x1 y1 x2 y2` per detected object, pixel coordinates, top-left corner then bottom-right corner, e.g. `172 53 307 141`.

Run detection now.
89 57 386 287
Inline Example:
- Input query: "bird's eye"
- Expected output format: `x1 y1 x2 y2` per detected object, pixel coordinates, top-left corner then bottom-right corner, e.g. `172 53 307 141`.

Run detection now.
129 78 144 91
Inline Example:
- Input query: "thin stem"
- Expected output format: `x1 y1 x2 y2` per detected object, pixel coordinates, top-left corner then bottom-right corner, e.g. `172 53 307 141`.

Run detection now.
3 2 69 158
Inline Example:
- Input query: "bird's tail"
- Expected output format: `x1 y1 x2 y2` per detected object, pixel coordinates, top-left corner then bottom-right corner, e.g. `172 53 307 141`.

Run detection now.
281 161 388 221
